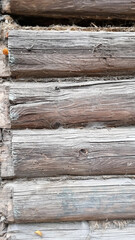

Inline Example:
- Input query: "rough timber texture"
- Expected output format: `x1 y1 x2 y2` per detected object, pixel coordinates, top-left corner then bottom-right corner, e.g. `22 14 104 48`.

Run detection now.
0 86 10 129
9 80 135 129
0 220 6 240
1 127 135 178
6 221 135 240
8 31 135 78
2 178 135 223
0 44 10 78
2 0 135 20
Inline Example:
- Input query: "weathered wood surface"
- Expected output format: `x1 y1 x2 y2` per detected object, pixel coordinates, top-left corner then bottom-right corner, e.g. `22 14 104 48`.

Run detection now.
2 178 135 222
7 222 90 240
7 221 135 240
0 220 6 240
8 31 135 78
2 0 135 20
10 80 135 129
0 44 10 78
2 127 135 178
0 86 10 129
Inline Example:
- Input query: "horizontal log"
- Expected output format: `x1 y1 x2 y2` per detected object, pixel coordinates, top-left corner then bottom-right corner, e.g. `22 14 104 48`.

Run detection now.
7 221 135 240
10 80 135 129
8 31 135 78
0 86 10 129
1 127 135 178
2 0 135 20
7 222 90 240
2 178 135 222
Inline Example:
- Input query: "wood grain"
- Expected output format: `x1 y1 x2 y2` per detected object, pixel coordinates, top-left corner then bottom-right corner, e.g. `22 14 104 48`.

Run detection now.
9 80 135 129
3 178 135 222
7 221 135 240
2 127 135 178
8 31 135 78
2 0 135 20
7 222 90 240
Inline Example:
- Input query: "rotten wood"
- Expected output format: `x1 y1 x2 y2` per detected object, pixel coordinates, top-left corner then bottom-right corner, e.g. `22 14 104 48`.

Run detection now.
2 178 135 223
9 80 135 129
2 0 135 20
8 30 135 78
6 221 135 240
1 127 135 178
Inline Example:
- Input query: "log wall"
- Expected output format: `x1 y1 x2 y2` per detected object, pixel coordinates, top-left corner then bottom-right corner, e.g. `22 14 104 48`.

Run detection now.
1 3 135 237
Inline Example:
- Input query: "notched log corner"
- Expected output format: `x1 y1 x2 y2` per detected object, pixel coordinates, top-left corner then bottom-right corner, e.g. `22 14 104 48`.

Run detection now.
1 130 14 179
0 85 10 129
1 0 11 14
0 44 10 78
0 184 14 224
0 217 7 240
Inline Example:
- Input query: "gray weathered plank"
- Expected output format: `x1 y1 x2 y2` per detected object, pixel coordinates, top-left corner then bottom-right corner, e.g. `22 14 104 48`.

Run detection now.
9 80 135 129
2 127 135 178
6 221 135 240
2 178 135 223
2 0 135 20
8 31 135 78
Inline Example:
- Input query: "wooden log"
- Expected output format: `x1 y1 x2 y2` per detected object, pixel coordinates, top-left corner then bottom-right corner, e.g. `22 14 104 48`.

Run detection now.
2 0 135 20
9 80 135 129
7 222 90 240
1 127 135 178
6 221 135 240
8 31 135 78
2 178 135 223
0 85 10 129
